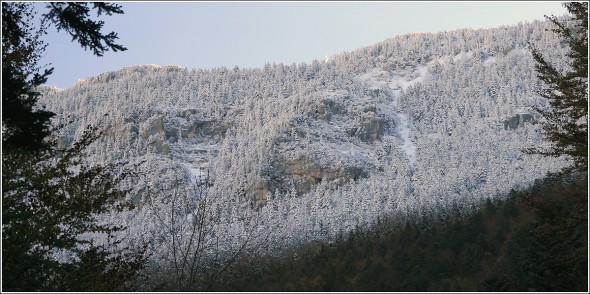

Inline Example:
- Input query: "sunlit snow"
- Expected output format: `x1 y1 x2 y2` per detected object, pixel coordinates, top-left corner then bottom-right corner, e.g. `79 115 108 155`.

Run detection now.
38 19 569 273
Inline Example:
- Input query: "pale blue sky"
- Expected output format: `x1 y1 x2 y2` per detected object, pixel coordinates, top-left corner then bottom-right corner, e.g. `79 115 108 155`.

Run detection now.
38 1 567 88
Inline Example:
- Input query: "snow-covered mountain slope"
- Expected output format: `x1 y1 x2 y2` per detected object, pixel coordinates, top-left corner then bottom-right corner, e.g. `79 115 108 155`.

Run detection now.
39 19 569 268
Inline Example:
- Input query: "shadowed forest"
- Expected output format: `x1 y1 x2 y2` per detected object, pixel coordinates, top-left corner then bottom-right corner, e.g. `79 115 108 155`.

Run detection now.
207 172 587 292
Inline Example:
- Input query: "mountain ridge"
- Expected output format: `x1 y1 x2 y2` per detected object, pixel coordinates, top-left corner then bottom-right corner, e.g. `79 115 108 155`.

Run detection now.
38 18 570 278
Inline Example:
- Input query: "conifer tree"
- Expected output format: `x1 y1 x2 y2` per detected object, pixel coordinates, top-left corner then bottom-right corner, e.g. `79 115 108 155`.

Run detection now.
2 2 142 291
2 127 146 291
523 4 588 291
527 2 588 172
2 2 127 151
2 2 54 151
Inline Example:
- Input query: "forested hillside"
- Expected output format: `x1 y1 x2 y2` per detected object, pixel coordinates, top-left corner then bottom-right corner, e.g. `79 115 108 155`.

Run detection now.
37 18 574 290
215 172 587 292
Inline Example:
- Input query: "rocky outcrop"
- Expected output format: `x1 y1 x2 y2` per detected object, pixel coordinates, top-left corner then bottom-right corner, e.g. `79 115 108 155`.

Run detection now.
140 116 165 139
503 113 535 130
349 112 384 143
313 98 347 122
104 120 138 141
163 108 234 143
139 116 169 154
243 154 368 206
137 114 230 153
180 118 228 139
271 157 367 196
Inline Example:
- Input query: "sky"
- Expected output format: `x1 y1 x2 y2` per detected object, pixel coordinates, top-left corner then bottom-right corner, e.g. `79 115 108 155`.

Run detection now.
37 1 567 89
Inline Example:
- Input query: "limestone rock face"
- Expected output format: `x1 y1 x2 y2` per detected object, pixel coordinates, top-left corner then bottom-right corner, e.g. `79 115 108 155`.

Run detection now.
181 118 228 139
140 116 165 139
104 120 138 141
136 114 229 154
138 116 169 154
348 112 384 143
272 157 367 196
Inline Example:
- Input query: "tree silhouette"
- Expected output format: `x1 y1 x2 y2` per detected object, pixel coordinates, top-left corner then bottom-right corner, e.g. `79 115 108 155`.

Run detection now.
2 2 54 151
2 2 142 291
527 2 588 172
2 2 127 151
2 127 146 291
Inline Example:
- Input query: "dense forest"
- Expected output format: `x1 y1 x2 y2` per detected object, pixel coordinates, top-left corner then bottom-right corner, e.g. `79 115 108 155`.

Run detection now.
213 172 587 292
37 19 570 271
3 2 587 291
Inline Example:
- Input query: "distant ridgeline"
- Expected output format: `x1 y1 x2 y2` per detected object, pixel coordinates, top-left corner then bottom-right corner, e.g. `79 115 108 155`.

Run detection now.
40 19 568 274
